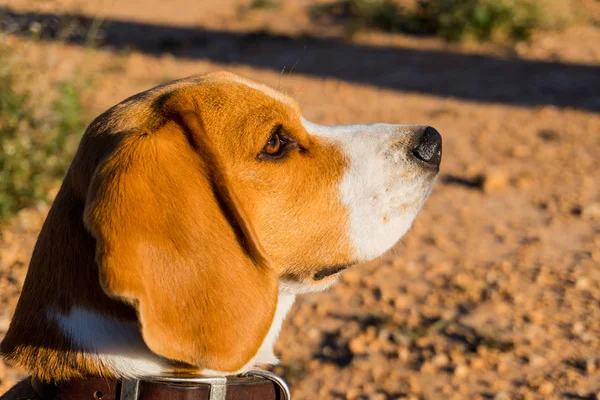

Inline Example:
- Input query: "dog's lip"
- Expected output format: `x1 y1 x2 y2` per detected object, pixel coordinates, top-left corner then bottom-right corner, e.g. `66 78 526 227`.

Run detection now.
313 263 356 281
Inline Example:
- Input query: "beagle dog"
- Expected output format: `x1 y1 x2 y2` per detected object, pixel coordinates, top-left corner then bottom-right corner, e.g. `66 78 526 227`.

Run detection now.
0 72 441 388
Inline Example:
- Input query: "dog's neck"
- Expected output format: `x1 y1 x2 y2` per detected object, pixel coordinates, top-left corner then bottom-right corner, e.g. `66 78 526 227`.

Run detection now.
44 291 296 378
0 181 297 380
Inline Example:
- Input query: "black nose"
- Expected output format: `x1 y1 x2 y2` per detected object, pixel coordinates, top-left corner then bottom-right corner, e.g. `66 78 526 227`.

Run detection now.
413 126 442 167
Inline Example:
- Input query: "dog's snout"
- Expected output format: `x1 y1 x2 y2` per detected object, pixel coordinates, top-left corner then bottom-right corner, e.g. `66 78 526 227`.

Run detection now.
412 126 442 168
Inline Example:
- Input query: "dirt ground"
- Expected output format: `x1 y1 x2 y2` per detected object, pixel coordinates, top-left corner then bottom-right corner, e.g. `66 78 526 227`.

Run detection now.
1 1 600 399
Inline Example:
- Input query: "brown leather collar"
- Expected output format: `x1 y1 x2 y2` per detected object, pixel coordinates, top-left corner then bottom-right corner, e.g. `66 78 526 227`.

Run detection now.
30 372 289 400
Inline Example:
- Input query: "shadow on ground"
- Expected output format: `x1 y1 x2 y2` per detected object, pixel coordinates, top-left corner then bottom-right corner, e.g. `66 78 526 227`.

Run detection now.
2 7 599 112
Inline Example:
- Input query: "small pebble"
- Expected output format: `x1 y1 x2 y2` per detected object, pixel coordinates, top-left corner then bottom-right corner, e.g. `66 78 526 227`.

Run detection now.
483 170 509 193
539 382 554 396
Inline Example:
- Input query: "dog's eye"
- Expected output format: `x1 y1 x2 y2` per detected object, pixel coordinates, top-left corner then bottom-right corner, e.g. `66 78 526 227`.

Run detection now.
264 132 282 155
258 126 296 161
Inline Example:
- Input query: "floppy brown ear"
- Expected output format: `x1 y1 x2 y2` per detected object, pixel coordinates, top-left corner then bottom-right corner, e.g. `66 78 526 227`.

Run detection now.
83 108 278 373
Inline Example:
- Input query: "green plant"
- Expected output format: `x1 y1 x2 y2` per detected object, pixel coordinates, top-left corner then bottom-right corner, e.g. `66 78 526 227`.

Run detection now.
249 0 279 10
310 0 541 41
309 0 402 36
0 64 85 221
414 0 540 41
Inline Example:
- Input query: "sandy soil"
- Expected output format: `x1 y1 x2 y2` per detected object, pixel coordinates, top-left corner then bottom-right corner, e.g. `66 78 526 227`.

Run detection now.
1 1 600 399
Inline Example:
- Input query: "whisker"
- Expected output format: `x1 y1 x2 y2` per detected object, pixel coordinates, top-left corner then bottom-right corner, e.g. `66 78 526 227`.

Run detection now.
289 59 300 76
278 65 286 90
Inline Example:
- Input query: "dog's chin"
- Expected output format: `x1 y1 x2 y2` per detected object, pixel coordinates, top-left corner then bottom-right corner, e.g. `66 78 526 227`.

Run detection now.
279 276 340 295
279 263 357 295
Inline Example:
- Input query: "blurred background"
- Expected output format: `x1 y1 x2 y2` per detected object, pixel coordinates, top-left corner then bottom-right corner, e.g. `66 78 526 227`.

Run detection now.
0 0 599 399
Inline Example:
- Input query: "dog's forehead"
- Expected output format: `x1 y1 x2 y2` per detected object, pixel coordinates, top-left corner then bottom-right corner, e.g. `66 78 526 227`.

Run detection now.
204 72 300 112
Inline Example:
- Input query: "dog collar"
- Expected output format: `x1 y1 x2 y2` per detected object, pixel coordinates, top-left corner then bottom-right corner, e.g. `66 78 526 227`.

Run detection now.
31 370 291 400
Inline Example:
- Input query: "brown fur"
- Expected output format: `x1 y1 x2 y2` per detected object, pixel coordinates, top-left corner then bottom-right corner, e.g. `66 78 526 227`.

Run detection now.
0 72 352 383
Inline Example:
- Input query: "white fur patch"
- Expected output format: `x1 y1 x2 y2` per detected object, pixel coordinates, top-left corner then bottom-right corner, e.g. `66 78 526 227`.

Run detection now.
49 308 169 378
224 75 298 109
303 119 436 261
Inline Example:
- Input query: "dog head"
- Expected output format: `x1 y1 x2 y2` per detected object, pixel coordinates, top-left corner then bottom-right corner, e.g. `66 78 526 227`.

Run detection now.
3 72 441 376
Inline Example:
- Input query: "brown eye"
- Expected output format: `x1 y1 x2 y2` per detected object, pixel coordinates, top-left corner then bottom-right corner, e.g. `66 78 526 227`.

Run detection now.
258 126 299 161
264 132 282 155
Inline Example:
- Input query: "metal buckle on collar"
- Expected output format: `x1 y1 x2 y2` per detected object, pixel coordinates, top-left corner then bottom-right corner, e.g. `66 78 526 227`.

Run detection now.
120 370 290 400
120 376 226 400
244 370 292 400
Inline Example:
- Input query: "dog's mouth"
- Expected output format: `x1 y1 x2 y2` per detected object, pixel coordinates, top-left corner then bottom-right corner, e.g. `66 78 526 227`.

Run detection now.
312 263 355 281
280 263 359 294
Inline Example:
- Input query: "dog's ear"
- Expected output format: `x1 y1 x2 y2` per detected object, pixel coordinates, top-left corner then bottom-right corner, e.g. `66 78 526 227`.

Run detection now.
83 104 277 373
